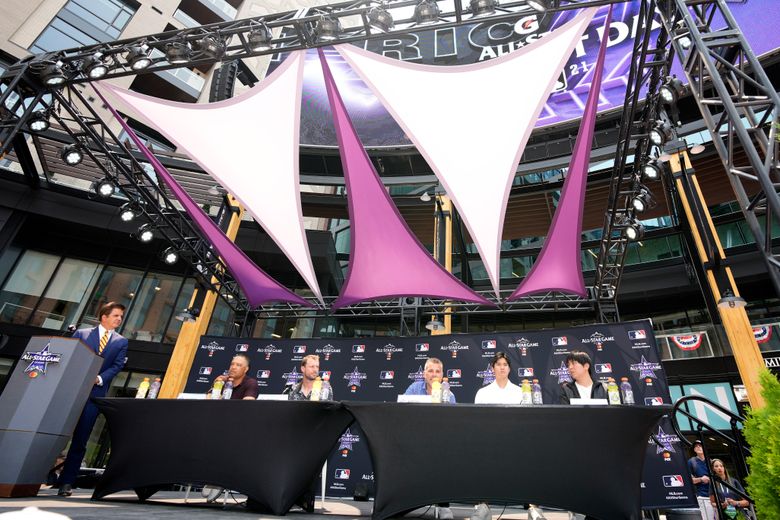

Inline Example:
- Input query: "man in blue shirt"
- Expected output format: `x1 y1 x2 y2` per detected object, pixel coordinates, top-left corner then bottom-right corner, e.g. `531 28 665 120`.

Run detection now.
404 357 456 403
687 440 714 520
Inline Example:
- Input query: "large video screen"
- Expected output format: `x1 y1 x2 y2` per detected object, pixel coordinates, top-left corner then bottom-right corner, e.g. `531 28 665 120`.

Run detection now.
268 0 780 148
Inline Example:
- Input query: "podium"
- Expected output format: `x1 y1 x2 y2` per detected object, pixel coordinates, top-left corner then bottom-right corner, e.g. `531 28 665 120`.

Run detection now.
0 336 102 497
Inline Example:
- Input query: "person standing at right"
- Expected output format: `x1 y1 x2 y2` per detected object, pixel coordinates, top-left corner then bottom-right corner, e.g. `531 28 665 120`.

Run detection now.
688 440 715 520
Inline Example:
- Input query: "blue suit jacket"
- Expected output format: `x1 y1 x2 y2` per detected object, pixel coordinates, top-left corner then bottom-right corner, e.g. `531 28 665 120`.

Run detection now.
72 327 128 397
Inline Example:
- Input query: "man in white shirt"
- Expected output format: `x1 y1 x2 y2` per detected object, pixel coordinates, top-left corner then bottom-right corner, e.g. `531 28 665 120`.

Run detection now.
474 352 523 404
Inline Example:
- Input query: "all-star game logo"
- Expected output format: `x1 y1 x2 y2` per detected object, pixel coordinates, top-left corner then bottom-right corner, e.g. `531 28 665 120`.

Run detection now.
551 361 573 384
650 426 680 462
201 341 225 357
375 343 403 360
344 366 367 393
581 332 614 352
282 366 303 386
338 428 361 457
630 356 662 379
22 343 61 378
477 364 495 385
316 344 341 361
408 365 425 383
257 344 282 360
440 340 469 359
508 337 539 356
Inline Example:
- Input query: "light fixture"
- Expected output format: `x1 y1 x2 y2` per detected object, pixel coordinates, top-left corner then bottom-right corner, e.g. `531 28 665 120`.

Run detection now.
248 22 273 51
136 223 154 243
208 184 222 196
420 191 432 202
92 178 115 197
316 14 342 41
196 36 223 59
425 314 444 331
39 62 66 87
624 221 645 241
368 4 394 32
678 35 692 50
165 41 191 64
631 189 651 213
642 159 662 181
126 44 152 70
414 0 440 25
28 110 50 132
470 0 498 17
649 120 673 146
162 247 179 265
717 288 747 309
119 200 142 222
175 307 200 322
82 53 108 79
659 76 685 105
60 143 83 165
689 143 706 155
527 0 550 13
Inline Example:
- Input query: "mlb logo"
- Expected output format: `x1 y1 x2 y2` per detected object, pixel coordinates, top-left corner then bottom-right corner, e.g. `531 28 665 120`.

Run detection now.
235 344 249 352
518 368 534 377
335 469 351 480
552 336 568 346
293 345 307 354
629 330 647 340
595 363 612 374
662 475 685 488
415 343 430 352
446 369 462 379
644 397 664 406
380 371 395 380
321 371 331 381
352 344 365 353
257 370 271 379
481 340 496 350
199 367 212 375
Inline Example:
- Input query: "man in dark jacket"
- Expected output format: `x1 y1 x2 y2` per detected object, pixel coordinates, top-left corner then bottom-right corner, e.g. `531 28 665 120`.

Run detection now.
558 350 607 404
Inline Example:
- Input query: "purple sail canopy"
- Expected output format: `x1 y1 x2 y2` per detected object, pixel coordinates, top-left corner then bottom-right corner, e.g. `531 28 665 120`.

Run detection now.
93 84 311 308
317 49 492 309
510 6 614 299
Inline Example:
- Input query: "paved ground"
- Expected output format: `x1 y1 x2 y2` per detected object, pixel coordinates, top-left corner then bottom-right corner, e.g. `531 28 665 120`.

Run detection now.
0 489 575 520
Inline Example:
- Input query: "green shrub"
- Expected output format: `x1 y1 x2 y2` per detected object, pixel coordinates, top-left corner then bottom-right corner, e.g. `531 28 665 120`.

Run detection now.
743 369 780 519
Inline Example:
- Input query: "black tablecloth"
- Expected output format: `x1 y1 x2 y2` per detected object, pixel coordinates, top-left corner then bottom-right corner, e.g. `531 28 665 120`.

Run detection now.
343 402 668 520
92 398 353 514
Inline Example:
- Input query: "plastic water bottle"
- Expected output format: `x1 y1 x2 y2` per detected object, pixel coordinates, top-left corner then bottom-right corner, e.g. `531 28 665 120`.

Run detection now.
210 379 224 400
147 377 161 399
607 378 621 405
431 378 442 403
310 376 322 401
222 378 234 400
521 379 532 406
135 377 150 399
441 377 452 404
531 379 543 405
620 377 635 405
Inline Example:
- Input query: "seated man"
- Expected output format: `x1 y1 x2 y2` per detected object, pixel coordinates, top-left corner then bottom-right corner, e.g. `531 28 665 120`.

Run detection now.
211 353 258 400
287 354 334 401
404 357 456 403
558 350 607 404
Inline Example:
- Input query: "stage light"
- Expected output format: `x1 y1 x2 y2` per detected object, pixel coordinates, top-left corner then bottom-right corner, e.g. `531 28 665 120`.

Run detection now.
28 110 50 132
659 76 685 105
678 35 692 50
175 307 200 322
248 22 273 51
717 288 746 309
624 221 644 241
162 247 179 265
60 143 83 166
368 4 394 32
136 223 154 243
649 120 673 146
119 200 142 222
208 184 222 196
196 36 223 59
470 0 498 17
126 44 152 70
690 143 705 155
316 14 342 41
420 191 432 202
642 159 662 181
39 62 66 87
414 0 440 25
93 178 115 198
165 41 191 64
425 315 444 331
631 189 651 213
83 53 108 79
527 0 550 13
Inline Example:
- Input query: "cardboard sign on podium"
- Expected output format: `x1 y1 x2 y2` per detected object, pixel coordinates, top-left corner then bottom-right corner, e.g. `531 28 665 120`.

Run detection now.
0 336 102 497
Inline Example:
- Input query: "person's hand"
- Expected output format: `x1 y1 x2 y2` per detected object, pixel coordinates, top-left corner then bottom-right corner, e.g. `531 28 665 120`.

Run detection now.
214 375 227 383
95 376 101 385
700 475 710 484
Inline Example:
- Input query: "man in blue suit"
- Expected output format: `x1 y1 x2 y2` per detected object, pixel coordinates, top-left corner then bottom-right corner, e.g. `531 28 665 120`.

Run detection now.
58 302 128 497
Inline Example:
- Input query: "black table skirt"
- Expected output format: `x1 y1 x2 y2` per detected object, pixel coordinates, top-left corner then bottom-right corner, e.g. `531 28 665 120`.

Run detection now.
92 398 353 515
342 402 668 520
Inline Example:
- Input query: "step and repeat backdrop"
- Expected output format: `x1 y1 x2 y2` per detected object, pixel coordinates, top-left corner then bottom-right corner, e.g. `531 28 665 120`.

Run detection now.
185 319 696 509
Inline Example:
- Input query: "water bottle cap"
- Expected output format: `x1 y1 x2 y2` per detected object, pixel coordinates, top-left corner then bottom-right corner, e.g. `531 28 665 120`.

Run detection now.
621 377 628 381
442 377 448 382
142 377 149 381
532 379 539 383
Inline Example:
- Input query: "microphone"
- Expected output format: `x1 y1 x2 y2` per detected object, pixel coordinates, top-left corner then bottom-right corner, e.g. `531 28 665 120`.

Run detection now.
282 384 293 395
62 324 77 337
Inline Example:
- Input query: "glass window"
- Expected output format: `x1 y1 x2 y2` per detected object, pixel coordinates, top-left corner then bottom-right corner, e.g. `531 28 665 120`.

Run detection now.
163 279 196 344
206 297 235 336
122 273 183 342
716 221 746 249
29 258 101 330
624 242 641 265
0 357 15 394
0 251 60 325
78 266 143 328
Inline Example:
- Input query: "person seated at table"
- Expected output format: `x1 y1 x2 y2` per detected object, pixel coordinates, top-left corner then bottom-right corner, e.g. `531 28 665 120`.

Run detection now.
709 458 755 520
212 353 258 400
404 357 456 403
558 350 607 404
472 352 546 520
287 354 334 401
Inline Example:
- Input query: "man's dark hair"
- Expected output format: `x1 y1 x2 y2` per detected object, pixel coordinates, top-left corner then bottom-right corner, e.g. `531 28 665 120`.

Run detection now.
98 301 126 319
233 353 251 370
564 350 593 375
491 351 511 368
